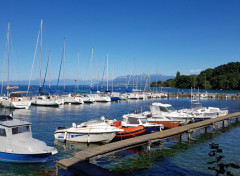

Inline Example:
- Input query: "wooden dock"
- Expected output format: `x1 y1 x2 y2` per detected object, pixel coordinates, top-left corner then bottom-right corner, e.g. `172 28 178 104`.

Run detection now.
56 112 240 174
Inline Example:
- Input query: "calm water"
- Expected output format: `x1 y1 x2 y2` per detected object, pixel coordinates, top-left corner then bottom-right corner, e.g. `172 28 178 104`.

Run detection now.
0 94 240 175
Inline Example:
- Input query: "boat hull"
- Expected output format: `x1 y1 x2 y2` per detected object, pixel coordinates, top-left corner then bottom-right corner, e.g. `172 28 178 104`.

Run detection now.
148 120 180 129
0 152 51 163
54 132 116 143
1 100 31 109
115 126 146 139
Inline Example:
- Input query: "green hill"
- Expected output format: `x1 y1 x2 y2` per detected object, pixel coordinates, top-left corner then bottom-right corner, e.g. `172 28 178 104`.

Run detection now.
151 62 240 90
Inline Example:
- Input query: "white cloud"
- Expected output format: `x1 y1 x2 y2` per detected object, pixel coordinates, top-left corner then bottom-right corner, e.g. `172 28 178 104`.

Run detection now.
189 69 202 74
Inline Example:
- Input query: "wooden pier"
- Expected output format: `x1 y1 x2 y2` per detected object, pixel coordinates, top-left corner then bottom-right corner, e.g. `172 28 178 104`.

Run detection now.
56 112 240 175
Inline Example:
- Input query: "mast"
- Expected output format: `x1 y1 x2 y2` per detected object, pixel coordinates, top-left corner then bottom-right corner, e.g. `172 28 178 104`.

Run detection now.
7 22 10 89
90 47 93 88
39 19 43 88
106 53 108 91
1 22 10 95
63 38 65 90
77 51 80 89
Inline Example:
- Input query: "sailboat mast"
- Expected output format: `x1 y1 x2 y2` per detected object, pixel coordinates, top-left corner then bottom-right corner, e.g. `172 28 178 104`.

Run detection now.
77 51 80 89
106 53 108 91
39 19 43 87
63 38 65 90
90 47 93 88
7 22 10 88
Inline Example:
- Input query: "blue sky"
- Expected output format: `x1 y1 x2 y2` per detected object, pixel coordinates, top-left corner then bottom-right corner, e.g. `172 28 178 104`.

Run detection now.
0 0 239 82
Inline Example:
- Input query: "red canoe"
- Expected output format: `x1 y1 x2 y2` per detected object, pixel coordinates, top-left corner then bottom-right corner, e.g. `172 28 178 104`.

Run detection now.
112 121 146 139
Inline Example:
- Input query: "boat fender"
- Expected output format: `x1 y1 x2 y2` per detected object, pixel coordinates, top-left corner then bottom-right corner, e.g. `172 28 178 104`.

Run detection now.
72 123 77 128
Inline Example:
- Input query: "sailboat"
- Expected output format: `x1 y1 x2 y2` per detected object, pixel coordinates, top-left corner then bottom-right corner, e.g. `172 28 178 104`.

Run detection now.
90 53 111 102
61 44 84 104
31 20 63 106
1 22 31 109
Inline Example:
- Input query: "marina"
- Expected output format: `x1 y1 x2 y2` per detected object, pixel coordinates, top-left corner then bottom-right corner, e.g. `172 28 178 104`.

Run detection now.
0 87 239 175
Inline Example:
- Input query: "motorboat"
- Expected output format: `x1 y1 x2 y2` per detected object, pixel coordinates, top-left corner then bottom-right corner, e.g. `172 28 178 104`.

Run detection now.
178 100 228 121
0 115 57 163
151 102 195 124
62 94 84 104
1 91 31 109
122 113 164 133
54 117 123 143
145 106 181 129
107 120 146 139
79 94 95 103
31 95 64 106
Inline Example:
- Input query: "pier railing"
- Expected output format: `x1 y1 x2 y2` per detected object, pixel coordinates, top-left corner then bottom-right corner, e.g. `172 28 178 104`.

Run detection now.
56 112 240 173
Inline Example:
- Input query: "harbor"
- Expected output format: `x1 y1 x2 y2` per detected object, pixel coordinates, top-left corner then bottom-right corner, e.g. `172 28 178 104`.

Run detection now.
0 90 239 175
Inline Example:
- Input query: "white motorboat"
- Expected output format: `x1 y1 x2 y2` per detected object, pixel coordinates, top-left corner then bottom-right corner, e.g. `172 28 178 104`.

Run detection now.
1 91 31 109
54 117 123 143
151 102 194 124
122 113 164 133
62 94 84 104
178 100 228 121
31 95 64 106
0 115 57 163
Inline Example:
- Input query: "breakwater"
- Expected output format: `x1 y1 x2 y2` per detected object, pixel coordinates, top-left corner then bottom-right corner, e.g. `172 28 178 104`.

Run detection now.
167 92 240 99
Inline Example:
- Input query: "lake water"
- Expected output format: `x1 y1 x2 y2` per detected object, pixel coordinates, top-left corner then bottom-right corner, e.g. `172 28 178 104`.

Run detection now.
0 91 240 175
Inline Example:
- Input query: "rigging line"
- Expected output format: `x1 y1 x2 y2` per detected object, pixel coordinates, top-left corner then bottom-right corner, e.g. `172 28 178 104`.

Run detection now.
57 45 64 89
27 30 40 92
100 56 107 91
42 51 50 89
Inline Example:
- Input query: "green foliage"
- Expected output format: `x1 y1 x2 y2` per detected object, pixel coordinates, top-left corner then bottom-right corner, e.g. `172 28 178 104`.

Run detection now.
150 62 240 90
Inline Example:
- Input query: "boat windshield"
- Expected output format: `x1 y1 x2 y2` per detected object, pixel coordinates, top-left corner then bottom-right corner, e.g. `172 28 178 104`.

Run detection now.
10 93 23 98
12 125 30 135
160 106 175 112
127 117 139 124
191 103 203 110
140 118 147 124
0 128 6 136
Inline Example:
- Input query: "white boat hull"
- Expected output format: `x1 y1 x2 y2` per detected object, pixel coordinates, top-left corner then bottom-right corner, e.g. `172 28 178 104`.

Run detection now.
54 132 116 143
1 99 31 109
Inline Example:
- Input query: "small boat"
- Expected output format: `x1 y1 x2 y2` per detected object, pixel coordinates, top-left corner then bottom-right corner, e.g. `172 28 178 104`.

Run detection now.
62 94 84 104
0 115 57 163
122 113 164 133
54 117 124 143
145 106 181 129
1 90 31 109
178 100 229 122
151 102 194 124
31 95 64 106
110 120 146 139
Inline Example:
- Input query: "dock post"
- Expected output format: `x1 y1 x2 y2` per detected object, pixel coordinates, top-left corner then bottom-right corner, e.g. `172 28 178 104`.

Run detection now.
147 140 152 153
236 117 238 122
213 123 215 132
205 127 207 134
229 118 232 125
179 133 182 141
56 165 58 176
187 130 191 142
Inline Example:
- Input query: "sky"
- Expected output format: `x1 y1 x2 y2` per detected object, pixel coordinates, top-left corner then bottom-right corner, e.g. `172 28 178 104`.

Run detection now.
0 0 240 82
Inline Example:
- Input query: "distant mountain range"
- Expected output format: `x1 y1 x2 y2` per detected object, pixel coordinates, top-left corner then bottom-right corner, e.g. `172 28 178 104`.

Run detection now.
8 74 174 86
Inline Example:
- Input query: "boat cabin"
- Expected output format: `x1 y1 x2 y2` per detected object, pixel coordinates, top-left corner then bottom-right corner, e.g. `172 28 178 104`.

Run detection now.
152 103 175 113
0 115 32 139
123 114 148 125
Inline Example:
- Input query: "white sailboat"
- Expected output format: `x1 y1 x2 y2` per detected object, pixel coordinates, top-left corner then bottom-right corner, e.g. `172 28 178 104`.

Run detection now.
1 22 31 109
31 20 63 106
